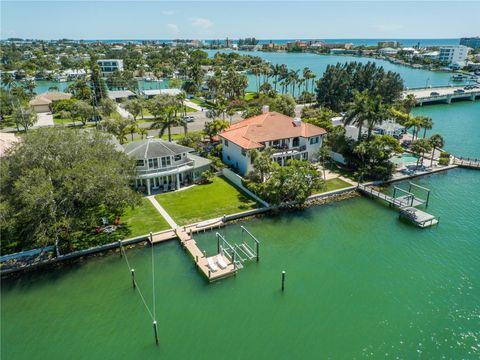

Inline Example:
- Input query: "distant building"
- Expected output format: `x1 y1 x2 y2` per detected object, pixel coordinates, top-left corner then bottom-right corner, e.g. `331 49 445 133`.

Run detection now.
97 59 124 76
141 88 182 99
378 41 399 48
378 47 399 56
29 92 72 113
460 37 480 49
438 45 470 67
219 109 326 175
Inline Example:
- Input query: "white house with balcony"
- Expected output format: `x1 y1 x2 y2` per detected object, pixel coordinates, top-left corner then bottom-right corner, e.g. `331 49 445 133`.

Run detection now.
97 59 124 77
218 110 327 176
437 45 470 68
123 138 211 195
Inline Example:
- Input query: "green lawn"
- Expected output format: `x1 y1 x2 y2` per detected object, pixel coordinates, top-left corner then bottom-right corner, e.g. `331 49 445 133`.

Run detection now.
190 97 214 109
155 176 259 225
318 178 353 193
244 92 257 101
120 198 171 237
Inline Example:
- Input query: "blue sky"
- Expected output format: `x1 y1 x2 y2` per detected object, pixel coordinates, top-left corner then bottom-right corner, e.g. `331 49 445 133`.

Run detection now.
1 1 479 40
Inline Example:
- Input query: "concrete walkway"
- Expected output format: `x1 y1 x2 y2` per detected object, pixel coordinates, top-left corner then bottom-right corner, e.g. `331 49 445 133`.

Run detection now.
146 196 178 228
116 105 133 120
184 99 203 111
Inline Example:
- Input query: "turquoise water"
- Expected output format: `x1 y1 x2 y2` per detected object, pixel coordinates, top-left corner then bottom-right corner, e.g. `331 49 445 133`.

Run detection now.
412 102 480 158
2 169 479 359
2 52 480 359
24 79 170 95
205 50 459 90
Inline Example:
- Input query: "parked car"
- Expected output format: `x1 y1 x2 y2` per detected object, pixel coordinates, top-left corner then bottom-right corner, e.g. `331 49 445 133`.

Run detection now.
453 89 465 94
430 91 440 96
183 115 195 123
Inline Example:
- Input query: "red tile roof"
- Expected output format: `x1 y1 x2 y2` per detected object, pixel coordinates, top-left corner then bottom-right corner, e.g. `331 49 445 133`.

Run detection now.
219 112 326 149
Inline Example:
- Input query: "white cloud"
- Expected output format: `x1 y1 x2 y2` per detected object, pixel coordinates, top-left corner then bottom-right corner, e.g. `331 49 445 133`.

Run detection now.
191 17 213 29
162 10 175 16
167 23 179 34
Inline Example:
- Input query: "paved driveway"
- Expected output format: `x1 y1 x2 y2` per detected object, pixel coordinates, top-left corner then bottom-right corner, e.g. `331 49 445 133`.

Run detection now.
34 113 54 127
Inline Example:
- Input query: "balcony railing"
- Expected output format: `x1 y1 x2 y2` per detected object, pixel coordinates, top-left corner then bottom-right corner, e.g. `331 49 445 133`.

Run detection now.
136 160 195 175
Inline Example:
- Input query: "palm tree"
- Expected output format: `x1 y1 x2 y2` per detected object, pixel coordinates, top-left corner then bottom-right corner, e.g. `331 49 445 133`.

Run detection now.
402 94 417 114
344 90 371 140
1 73 15 89
411 139 432 168
429 134 444 167
150 106 181 142
126 122 138 141
137 127 148 140
404 115 424 141
421 116 433 138
23 79 36 95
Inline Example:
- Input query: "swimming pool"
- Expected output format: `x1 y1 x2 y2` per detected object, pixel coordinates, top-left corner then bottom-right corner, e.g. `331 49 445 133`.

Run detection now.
391 153 418 166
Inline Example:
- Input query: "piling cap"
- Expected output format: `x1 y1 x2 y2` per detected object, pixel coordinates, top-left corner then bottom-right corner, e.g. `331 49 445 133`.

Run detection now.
282 270 286 274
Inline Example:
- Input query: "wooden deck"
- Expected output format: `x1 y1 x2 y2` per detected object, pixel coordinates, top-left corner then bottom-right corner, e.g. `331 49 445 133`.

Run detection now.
358 184 439 228
176 228 237 282
399 207 439 228
453 158 480 169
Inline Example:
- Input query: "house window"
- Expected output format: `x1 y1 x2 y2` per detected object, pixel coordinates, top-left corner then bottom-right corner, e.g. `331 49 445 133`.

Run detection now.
161 156 171 167
241 149 246 156
174 154 181 161
293 137 300 147
136 160 144 167
148 158 159 169
224 140 229 147
309 137 319 145
273 140 280 147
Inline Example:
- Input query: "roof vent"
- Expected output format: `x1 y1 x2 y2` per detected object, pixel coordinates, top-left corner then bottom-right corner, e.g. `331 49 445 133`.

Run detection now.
262 105 269 114
293 117 302 127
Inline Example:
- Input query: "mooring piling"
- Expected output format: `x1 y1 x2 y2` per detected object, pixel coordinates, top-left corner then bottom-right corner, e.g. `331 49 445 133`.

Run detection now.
153 320 159 345
131 269 135 289
281 271 286 291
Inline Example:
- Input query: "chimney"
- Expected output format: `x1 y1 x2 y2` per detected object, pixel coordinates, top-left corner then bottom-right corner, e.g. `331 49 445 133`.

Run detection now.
262 105 269 114
293 117 302 127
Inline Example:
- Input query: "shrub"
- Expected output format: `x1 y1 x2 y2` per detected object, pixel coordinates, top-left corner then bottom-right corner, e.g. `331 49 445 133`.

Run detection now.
51 99 76 114
440 151 450 158
198 170 214 184
438 157 450 166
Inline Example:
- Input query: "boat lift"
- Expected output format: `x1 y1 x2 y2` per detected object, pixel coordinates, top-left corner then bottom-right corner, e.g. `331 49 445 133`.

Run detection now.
216 226 260 270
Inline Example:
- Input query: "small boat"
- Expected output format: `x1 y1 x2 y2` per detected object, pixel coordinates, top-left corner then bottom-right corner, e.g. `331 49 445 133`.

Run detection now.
451 74 468 82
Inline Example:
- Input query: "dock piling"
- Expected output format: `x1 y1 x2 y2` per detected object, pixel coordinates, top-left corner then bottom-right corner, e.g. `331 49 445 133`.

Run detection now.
281 271 286 291
131 269 136 289
153 320 159 346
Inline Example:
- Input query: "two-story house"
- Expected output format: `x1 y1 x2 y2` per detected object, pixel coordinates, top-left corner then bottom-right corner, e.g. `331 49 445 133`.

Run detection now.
219 110 326 175
123 138 211 195
97 59 124 77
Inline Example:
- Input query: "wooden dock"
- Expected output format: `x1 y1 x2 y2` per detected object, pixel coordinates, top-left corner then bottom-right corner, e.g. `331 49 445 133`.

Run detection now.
357 184 439 228
399 207 439 228
176 228 237 282
453 157 480 169
146 218 261 283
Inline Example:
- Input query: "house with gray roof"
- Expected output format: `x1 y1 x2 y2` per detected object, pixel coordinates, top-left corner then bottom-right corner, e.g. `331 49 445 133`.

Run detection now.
123 137 211 194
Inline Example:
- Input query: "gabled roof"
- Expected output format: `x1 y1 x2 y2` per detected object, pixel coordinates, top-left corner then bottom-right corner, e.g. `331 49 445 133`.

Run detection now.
218 112 326 150
123 138 193 160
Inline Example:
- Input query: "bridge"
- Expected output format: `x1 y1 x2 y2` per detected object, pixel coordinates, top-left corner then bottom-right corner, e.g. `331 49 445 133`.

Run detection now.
403 86 480 106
